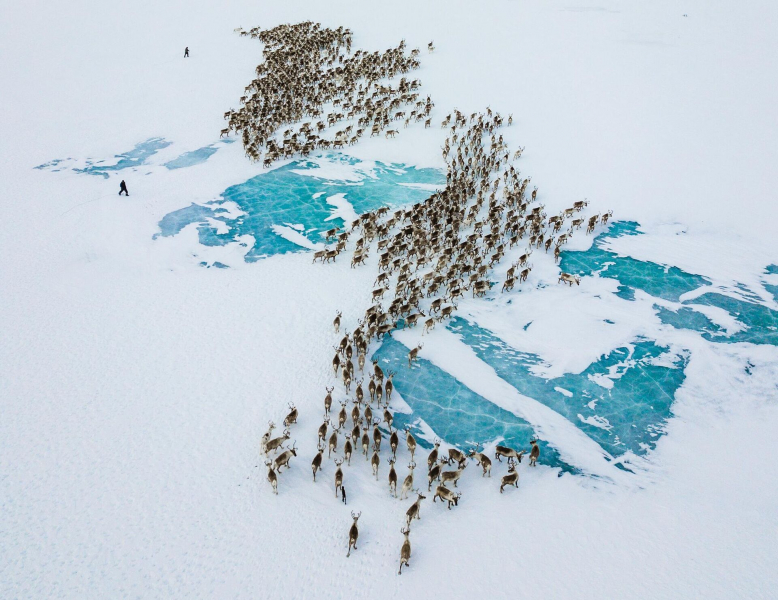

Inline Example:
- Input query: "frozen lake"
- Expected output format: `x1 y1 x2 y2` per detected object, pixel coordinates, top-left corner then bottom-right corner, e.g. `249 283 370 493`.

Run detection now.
36 143 778 475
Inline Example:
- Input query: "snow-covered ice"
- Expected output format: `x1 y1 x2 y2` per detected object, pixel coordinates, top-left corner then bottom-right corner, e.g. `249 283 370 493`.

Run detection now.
2 0 778 598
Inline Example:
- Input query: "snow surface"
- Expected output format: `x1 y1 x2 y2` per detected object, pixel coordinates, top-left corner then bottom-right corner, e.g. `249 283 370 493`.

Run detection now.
2 0 778 598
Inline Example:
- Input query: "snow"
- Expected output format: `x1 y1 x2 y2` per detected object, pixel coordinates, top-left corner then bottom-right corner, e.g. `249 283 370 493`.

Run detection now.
324 193 359 227
2 0 778 598
270 224 324 250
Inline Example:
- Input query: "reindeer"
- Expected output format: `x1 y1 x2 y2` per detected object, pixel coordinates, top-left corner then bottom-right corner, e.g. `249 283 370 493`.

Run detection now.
273 441 297 472
344 431 354 465
446 447 468 469
361 423 371 459
529 439 540 467
347 511 361 557
468 446 492 477
328 422 341 458
372 419 382 452
371 448 381 479
358 351 366 372
405 491 427 525
438 304 456 321
265 459 278 495
399 526 412 574
373 360 384 385
422 317 436 334
368 375 377 403
283 402 298 427
408 343 423 367
317 415 329 443
400 462 417 499
375 380 384 405
440 461 467 488
312 442 324 481
405 426 417 462
427 439 441 470
351 400 361 426
334 458 344 498
364 403 373 427
333 311 342 333
434 484 461 509
332 350 341 375
383 406 394 429
338 401 348 428
428 461 443 490
558 272 580 286
385 371 395 401
386 426 399 458
573 199 589 211
500 462 519 493
355 379 364 404
388 458 398 497
264 428 290 455
495 445 525 463
324 386 334 416
260 421 276 454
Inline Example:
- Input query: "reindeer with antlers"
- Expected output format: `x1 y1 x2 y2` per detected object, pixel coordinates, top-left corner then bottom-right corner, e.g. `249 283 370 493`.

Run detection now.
500 462 519 493
328 421 341 458
265 459 278 495
400 462 417 500
405 425 417 462
408 343 423 367
260 421 275 454
347 511 361 557
337 401 348 429
405 491 426 526
273 441 297 472
324 386 334 416
311 442 324 481
371 447 381 479
434 484 461 509
283 402 298 427
334 458 344 498
468 444 492 477
385 371 395 401
399 526 412 574
529 439 540 467
389 427 400 459
264 428 290 455
388 458 398 497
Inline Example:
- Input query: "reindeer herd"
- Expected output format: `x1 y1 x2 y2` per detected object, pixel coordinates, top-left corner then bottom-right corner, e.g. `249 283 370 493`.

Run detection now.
224 22 433 166
241 22 614 575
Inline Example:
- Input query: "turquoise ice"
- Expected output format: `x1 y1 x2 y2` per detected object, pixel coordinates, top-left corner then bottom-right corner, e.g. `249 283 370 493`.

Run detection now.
155 154 445 260
446 317 687 457
559 221 710 302
34 138 171 179
561 222 778 346
163 140 233 170
372 335 572 472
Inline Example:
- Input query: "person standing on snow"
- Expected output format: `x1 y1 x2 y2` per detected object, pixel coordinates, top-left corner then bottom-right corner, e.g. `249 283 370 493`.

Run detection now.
341 485 347 505
184 47 189 58
119 180 129 196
